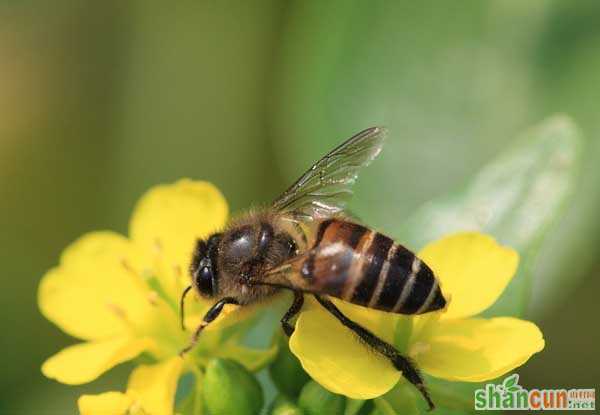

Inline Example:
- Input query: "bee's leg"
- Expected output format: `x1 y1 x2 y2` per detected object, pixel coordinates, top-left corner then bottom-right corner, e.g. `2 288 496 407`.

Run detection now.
281 291 304 336
313 295 434 411
179 297 239 356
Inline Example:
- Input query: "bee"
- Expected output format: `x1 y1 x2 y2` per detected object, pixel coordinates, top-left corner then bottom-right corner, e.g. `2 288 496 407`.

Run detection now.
180 127 446 410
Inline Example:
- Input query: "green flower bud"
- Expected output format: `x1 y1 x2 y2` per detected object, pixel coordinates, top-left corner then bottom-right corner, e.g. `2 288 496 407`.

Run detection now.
298 381 345 415
269 395 304 415
203 358 264 415
269 333 310 398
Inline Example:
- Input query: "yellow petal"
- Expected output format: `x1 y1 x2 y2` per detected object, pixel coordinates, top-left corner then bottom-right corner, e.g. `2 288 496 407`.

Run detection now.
127 357 184 415
289 298 401 399
78 392 133 415
39 232 153 340
418 232 518 320
412 317 544 382
42 337 153 385
129 179 228 299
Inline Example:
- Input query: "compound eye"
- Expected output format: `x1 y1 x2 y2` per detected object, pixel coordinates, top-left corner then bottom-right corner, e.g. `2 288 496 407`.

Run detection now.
196 266 214 297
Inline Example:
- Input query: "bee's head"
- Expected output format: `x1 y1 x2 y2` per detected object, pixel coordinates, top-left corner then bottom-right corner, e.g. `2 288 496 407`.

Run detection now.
190 233 222 298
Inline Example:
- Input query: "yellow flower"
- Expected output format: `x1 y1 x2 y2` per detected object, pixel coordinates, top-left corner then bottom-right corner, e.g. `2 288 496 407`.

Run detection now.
40 178 545 413
38 179 275 415
288 232 545 400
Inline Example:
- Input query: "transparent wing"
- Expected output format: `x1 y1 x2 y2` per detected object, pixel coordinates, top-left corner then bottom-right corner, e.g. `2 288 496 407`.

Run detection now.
272 127 387 220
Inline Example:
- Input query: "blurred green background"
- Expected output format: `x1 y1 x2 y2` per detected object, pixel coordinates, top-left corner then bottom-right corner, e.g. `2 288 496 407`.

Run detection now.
1 1 599 413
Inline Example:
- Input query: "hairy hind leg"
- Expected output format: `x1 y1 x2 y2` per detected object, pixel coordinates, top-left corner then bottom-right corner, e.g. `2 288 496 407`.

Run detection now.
314 295 434 411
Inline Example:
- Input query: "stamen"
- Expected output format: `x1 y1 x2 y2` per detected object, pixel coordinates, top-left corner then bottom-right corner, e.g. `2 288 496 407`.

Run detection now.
121 258 135 273
121 258 152 292
106 302 127 319
173 264 185 292
153 238 163 254
147 291 159 306
106 302 136 332
174 264 182 277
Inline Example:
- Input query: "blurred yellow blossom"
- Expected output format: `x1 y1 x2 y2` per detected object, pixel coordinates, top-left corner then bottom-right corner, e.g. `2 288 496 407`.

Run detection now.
38 179 274 415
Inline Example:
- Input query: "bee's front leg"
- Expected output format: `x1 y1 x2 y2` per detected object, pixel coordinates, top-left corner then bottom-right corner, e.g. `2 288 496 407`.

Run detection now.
179 297 239 356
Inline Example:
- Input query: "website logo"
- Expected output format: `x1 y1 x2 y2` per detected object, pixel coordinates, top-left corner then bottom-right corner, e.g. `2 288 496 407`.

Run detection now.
474 374 595 411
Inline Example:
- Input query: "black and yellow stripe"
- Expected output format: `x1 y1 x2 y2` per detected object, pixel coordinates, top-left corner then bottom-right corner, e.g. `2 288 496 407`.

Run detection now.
353 233 393 305
305 219 446 315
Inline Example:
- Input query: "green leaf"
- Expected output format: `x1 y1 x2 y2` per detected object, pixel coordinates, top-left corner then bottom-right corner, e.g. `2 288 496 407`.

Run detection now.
399 115 582 316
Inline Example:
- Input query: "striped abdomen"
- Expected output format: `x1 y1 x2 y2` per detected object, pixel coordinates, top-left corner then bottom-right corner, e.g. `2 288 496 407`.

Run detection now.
301 219 446 315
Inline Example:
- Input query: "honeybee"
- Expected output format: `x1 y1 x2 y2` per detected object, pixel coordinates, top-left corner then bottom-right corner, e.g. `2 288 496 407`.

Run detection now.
180 127 446 410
